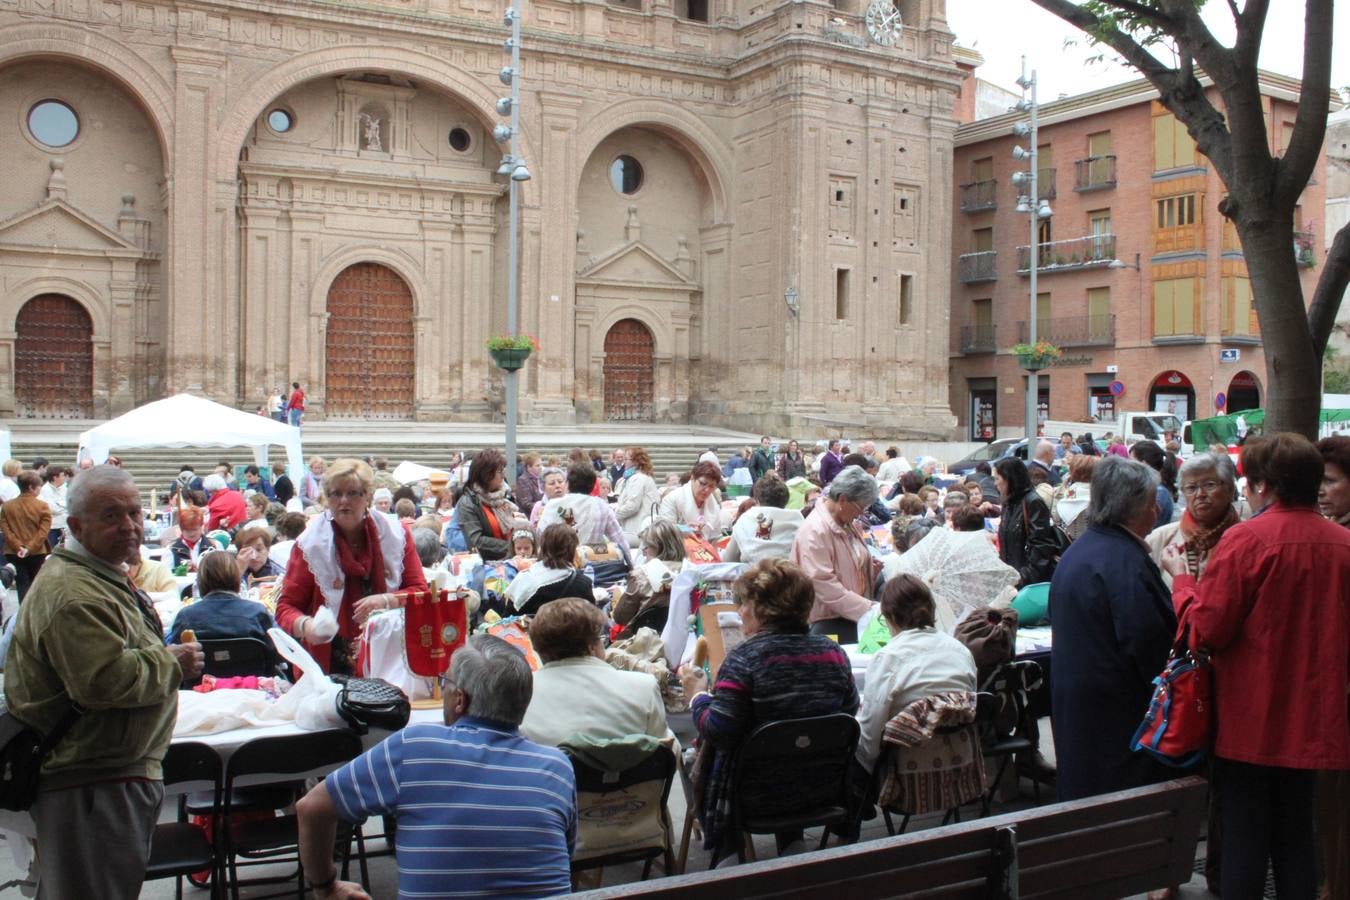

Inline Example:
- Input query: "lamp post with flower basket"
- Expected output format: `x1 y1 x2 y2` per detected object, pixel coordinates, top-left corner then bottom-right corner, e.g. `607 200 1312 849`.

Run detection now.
486 333 538 372
1011 340 1063 372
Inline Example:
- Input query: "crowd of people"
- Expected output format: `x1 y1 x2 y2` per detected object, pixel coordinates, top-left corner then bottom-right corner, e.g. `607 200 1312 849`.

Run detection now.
0 427 1346 899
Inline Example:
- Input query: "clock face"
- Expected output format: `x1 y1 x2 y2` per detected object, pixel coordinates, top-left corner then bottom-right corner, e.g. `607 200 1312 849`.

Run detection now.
865 0 902 46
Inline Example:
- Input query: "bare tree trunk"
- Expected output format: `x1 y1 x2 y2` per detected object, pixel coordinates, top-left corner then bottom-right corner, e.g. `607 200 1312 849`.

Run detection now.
1236 213 1322 437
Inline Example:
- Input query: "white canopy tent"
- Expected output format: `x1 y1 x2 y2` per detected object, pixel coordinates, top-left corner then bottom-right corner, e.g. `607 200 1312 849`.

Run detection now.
0 428 10 467
78 394 304 483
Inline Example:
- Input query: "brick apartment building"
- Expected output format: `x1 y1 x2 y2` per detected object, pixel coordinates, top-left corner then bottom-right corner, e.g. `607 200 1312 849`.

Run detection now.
948 72 1325 441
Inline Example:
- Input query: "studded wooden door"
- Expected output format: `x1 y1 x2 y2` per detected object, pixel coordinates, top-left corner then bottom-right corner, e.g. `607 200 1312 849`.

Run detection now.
603 319 654 421
14 295 93 419
325 263 415 419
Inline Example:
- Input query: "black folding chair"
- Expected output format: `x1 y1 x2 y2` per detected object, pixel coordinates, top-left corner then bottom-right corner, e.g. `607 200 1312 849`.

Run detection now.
621 603 670 639
219 729 366 900
565 742 677 884
714 713 861 867
145 742 223 900
198 637 283 681
977 659 1046 815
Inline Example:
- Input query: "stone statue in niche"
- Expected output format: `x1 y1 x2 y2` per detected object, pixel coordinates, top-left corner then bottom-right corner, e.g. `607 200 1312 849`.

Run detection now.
360 113 383 151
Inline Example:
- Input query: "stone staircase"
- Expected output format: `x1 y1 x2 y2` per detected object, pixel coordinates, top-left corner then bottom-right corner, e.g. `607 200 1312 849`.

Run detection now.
6 421 764 504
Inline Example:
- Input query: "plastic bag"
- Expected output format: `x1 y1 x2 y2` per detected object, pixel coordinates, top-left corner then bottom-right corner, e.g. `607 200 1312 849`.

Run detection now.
310 605 339 642
267 627 344 731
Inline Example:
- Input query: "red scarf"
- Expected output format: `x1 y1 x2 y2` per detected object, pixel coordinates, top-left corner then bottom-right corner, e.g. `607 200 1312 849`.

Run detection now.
333 514 390 599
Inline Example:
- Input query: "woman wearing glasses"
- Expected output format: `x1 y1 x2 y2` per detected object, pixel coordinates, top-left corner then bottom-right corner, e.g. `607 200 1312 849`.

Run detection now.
657 461 725 541
1145 452 1240 589
275 458 428 673
789 465 881 644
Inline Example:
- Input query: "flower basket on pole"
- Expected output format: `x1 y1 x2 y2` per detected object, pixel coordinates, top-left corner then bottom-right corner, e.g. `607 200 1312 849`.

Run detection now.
1011 340 1062 371
486 334 538 371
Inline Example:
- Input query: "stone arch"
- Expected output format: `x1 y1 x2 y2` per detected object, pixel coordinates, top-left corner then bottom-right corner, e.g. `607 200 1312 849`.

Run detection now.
602 318 656 421
217 45 539 200
324 263 416 419
0 22 174 161
593 304 672 356
572 99 733 221
3 276 110 340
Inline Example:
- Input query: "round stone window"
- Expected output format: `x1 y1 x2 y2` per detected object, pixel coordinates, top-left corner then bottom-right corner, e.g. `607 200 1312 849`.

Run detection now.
267 108 294 134
28 100 79 148
609 155 644 195
448 127 472 152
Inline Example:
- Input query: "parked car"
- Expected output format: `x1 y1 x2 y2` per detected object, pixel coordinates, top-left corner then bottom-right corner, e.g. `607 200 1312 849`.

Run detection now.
947 438 1027 476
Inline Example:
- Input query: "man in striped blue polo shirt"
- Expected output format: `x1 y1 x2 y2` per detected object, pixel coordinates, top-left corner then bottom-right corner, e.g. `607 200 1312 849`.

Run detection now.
296 634 577 899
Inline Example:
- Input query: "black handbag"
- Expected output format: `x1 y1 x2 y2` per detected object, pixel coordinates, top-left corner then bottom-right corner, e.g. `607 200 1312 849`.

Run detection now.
328 675 410 735
0 696 82 811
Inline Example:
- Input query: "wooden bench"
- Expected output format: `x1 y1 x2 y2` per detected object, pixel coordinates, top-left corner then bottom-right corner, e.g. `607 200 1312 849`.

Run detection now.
573 776 1206 899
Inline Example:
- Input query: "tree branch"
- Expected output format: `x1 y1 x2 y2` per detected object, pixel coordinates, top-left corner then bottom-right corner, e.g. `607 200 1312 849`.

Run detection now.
1225 0 1240 22
1104 0 1176 28
1309 222 1350 359
1276 0 1333 206
1024 0 1175 82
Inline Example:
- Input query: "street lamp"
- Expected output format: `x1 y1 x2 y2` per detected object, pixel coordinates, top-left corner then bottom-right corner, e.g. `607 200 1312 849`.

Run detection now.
1011 57 1050 442
497 3 530 483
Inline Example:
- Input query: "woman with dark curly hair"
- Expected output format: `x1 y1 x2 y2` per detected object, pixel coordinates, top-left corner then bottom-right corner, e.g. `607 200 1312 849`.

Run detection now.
657 460 724 541
679 559 858 859
453 449 531 561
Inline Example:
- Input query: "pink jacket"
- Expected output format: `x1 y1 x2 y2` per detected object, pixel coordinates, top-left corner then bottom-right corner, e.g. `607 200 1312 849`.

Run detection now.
790 502 874 624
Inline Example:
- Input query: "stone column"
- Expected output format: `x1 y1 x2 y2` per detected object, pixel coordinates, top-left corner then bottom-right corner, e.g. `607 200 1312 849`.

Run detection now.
109 260 139 414
164 48 226 398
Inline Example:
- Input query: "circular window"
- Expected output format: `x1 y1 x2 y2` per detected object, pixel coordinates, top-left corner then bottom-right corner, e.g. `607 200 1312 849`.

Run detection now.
448 127 472 152
267 108 294 133
609 155 644 195
27 100 79 148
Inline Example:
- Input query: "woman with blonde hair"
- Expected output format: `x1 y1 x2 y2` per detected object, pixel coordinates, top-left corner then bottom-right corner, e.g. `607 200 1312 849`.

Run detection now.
275 458 427 673
613 520 686 634
613 446 661 539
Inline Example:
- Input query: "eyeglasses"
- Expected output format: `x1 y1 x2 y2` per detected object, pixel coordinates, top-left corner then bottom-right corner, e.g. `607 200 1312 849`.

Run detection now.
694 479 718 490
1180 480 1226 497
327 489 366 501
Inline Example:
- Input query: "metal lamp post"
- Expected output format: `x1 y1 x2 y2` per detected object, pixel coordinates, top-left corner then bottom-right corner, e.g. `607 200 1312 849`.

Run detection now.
1012 58 1052 441
495 6 530 482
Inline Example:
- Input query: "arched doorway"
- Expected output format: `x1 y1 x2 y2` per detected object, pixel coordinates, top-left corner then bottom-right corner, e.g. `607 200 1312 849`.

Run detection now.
325 263 415 419
603 319 655 421
14 295 93 419
1148 370 1195 421
1226 370 1261 413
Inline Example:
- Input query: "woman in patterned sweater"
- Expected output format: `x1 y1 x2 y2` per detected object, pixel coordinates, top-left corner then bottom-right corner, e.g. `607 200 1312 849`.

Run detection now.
679 558 859 858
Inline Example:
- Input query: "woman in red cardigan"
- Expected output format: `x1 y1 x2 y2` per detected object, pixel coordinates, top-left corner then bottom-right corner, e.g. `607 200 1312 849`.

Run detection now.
275 457 427 673
1163 433 1350 900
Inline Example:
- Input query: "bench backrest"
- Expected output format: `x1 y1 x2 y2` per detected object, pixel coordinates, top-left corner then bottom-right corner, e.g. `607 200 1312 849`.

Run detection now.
572 776 1206 899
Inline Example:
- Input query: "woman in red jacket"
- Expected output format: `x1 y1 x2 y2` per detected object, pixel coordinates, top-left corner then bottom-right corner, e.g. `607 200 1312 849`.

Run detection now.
275 457 427 673
1164 433 1350 900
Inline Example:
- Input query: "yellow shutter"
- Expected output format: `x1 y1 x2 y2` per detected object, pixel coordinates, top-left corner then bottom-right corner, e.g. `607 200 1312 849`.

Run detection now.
1089 131 1112 156
1036 292 1052 334
1154 280 1175 336
1088 287 1110 320
973 228 993 252
1154 115 1174 170
972 157 993 181
1175 122 1196 167
1177 277 1197 334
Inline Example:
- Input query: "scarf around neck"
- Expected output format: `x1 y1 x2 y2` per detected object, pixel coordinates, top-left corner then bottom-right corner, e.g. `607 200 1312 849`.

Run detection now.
297 509 407 616
1178 505 1240 555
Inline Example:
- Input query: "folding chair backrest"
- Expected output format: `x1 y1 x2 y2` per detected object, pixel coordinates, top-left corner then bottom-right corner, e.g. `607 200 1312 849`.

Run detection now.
162 741 223 796
565 743 677 864
733 713 860 820
225 729 363 794
200 637 279 679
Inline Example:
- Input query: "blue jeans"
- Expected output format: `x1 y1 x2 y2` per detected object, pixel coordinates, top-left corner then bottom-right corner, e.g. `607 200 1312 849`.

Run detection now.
288 408 302 426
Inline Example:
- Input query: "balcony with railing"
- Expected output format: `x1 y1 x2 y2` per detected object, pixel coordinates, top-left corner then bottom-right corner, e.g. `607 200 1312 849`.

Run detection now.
1015 314 1116 348
1016 234 1116 274
960 180 998 212
960 323 996 353
1074 155 1117 191
959 251 998 283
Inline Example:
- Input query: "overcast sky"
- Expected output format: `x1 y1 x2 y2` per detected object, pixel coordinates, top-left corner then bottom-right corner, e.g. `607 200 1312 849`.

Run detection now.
946 0 1350 102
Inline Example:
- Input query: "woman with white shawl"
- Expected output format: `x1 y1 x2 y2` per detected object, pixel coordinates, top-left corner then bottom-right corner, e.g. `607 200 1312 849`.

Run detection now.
538 463 631 564
656 460 725 542
275 458 427 674
613 446 662 540
505 523 595 616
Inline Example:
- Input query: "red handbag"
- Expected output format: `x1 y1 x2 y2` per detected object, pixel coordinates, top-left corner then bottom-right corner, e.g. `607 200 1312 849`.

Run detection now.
1130 626 1213 767
400 588 468 677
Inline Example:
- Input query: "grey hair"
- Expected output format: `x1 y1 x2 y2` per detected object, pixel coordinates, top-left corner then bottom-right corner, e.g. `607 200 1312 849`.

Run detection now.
412 527 445 567
67 465 137 520
203 473 228 492
826 466 879 507
1036 440 1057 459
1178 452 1238 496
540 467 566 482
372 487 393 503
1086 456 1159 528
449 633 533 725
942 490 968 509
